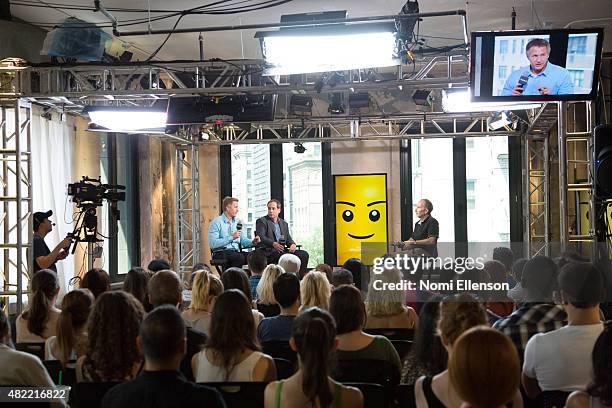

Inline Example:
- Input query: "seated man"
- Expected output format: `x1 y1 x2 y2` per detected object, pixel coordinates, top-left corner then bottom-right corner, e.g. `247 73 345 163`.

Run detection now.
522 262 604 398
208 196 260 268
255 199 309 274
101 306 225 408
257 273 300 343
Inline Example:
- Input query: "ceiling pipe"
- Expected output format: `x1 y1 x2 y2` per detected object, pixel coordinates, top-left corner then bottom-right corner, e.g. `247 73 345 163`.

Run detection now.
114 10 468 45
94 0 118 33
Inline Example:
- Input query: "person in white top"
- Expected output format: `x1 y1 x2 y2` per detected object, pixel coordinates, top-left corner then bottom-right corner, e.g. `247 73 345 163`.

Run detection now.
522 262 605 398
181 271 223 334
45 288 94 366
16 269 61 343
192 289 276 382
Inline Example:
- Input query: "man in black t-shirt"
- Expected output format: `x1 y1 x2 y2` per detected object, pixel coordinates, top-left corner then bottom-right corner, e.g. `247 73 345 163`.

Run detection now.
33 210 71 273
404 199 439 257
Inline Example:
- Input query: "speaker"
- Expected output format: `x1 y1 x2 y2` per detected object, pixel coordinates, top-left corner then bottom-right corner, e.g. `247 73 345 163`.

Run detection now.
594 124 612 199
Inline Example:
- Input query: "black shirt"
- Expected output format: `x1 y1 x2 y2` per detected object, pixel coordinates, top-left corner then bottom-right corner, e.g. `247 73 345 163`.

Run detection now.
33 234 56 273
101 370 226 408
412 216 439 257
183 326 207 382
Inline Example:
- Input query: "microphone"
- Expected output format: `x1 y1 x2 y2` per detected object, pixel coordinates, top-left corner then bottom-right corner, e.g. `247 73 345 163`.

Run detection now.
236 222 242 252
517 72 529 93
236 222 242 231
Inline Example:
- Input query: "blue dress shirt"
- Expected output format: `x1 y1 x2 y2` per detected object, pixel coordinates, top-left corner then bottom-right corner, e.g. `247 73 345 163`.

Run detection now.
208 214 254 251
501 62 574 96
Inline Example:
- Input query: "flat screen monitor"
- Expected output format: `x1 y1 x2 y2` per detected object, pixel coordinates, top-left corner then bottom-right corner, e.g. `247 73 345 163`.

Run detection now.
470 28 604 102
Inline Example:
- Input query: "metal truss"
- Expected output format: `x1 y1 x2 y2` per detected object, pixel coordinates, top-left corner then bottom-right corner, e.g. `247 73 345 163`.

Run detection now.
175 144 200 281
0 99 32 314
523 132 550 257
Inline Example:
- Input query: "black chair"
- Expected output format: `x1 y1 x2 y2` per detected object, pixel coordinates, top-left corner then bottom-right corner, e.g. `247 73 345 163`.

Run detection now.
332 359 401 388
396 383 417 408
273 358 295 380
390 340 413 360
210 249 228 275
198 382 267 408
69 381 122 408
42 360 77 387
541 390 571 408
364 328 415 341
344 382 389 408
15 342 45 360
8 314 17 345
261 341 297 365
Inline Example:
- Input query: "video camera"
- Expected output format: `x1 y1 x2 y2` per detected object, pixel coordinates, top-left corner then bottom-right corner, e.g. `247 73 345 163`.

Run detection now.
67 176 125 206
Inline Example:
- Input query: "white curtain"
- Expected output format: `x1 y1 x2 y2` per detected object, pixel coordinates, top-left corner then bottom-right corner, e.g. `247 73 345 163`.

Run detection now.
31 106 75 294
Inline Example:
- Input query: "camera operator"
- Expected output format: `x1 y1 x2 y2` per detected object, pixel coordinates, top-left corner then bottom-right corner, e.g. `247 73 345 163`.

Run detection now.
33 210 72 274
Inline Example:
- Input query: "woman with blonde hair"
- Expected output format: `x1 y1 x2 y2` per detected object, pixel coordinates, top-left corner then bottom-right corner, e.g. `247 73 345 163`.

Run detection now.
16 269 61 342
181 271 223 334
45 288 94 367
301 271 331 310
256 264 285 317
449 326 521 408
365 267 418 329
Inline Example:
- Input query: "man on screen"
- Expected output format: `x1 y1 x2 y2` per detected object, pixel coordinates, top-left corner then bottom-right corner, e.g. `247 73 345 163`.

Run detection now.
501 38 574 96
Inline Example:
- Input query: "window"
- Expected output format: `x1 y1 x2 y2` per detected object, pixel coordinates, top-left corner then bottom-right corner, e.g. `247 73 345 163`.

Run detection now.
231 145 270 235
569 69 585 88
412 138 454 257
499 40 508 54
465 137 510 242
512 39 516 54
466 139 475 149
568 36 587 55
282 142 323 267
498 66 508 80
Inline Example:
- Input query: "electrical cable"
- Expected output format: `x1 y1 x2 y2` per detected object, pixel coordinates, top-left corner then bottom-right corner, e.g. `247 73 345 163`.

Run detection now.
144 13 186 61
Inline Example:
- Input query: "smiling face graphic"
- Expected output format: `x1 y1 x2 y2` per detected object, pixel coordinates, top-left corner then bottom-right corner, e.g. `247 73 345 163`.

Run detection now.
335 174 387 265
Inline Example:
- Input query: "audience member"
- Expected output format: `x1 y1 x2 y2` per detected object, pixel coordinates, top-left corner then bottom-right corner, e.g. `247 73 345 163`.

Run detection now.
192 289 276 382
80 268 111 299
508 258 528 304
0 310 58 394
264 307 363 408
414 293 488 408
76 291 144 382
257 273 300 343
256 264 285 317
401 295 447 384
330 268 353 288
493 256 566 361
16 269 60 342
493 246 515 286
342 258 364 290
365 267 418 329
301 271 331 310
522 262 604 398
278 253 300 274
45 288 94 366
123 267 151 311
222 267 265 325
181 271 223 334
247 250 268 300
147 258 171 273
449 326 522 408
483 260 515 318
314 263 333 282
101 306 225 408
148 270 208 382
330 285 401 372
566 323 612 408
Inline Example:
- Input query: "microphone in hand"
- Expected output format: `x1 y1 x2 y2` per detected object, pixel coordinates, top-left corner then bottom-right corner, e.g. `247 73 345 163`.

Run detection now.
514 72 529 95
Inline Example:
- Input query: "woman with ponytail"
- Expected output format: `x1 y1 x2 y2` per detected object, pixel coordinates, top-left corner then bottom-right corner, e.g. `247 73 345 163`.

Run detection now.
45 288 94 366
181 271 223 334
264 307 363 408
16 269 61 342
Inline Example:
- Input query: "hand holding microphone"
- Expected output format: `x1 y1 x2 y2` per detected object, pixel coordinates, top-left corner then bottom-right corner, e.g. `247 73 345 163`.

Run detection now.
512 71 530 95
232 222 242 240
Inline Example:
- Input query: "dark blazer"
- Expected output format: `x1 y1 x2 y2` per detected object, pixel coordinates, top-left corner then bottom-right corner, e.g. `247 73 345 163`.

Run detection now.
255 216 295 252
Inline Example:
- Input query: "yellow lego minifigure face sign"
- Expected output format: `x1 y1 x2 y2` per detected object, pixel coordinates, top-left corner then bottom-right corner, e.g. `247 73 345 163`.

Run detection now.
335 174 388 265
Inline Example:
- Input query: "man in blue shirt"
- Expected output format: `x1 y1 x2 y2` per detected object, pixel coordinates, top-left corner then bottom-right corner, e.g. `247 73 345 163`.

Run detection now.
208 196 260 268
501 38 574 96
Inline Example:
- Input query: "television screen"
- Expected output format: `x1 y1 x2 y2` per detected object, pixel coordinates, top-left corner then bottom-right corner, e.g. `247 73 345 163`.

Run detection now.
470 28 604 102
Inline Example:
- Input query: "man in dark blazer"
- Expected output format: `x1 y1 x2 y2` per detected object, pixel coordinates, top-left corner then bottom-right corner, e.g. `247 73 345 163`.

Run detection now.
255 199 309 274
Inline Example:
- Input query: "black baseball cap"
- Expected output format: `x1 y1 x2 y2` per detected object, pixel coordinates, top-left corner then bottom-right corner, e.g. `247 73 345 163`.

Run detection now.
33 210 52 231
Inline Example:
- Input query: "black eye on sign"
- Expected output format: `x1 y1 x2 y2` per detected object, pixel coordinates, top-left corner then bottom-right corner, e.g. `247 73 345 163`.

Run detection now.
342 209 354 222
369 209 380 222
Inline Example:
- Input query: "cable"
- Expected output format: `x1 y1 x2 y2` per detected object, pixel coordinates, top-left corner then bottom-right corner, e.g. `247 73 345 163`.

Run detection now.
144 13 186 61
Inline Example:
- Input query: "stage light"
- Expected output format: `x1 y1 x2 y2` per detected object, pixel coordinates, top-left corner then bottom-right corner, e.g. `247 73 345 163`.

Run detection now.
256 24 398 75
294 143 307 154
489 111 512 130
84 105 167 132
348 92 370 109
412 90 433 107
442 89 542 113
289 95 313 116
328 93 345 114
